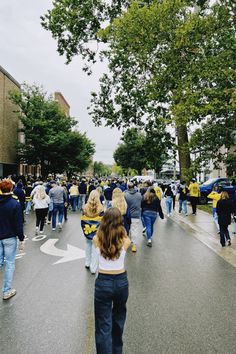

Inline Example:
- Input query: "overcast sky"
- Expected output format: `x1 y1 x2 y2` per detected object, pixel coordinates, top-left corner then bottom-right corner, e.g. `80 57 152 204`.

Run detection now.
0 0 121 164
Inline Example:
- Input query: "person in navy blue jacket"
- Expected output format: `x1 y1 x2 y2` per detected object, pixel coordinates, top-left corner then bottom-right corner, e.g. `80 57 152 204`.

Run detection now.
0 179 25 300
13 182 26 222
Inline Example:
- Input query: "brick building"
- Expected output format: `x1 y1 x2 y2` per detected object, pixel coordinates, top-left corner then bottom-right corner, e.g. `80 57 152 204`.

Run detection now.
0 66 20 177
54 91 70 116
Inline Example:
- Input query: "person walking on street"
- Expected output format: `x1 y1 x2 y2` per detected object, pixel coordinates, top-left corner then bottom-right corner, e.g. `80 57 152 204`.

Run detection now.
81 190 104 274
69 181 79 212
216 191 233 247
207 185 221 232
112 187 131 234
141 188 164 247
62 182 69 221
25 181 33 215
78 178 87 211
233 192 236 236
104 182 113 209
33 185 50 235
164 185 173 217
188 179 200 215
13 182 26 222
93 207 131 354
0 179 25 300
49 181 67 231
178 182 189 216
124 182 142 252
170 181 177 210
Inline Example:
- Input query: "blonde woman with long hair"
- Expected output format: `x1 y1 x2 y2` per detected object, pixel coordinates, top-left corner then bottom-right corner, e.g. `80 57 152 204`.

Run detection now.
112 188 131 234
33 185 50 235
81 190 104 274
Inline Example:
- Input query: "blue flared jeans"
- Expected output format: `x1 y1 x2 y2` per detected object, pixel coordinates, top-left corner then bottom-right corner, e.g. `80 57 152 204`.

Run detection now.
95 272 129 354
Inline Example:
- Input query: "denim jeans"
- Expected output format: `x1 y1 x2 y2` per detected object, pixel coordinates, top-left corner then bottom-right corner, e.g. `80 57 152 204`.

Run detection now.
78 194 86 211
70 196 78 211
25 201 32 214
219 224 230 246
130 218 141 245
142 210 157 240
165 197 172 214
52 203 64 229
85 239 98 273
0 237 17 294
95 272 129 354
212 208 219 231
179 199 187 215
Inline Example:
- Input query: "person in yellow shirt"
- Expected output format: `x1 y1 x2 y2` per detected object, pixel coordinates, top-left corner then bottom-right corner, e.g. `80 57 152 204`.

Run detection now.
207 185 221 232
188 179 200 215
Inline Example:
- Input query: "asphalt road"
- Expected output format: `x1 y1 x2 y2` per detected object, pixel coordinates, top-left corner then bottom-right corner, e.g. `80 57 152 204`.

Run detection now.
1 210 236 354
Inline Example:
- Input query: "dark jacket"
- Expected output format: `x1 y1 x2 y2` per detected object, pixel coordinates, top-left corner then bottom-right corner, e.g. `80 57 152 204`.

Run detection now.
141 197 164 219
104 187 113 201
216 199 233 226
178 186 189 201
13 183 25 210
0 194 24 241
79 182 87 195
164 189 173 198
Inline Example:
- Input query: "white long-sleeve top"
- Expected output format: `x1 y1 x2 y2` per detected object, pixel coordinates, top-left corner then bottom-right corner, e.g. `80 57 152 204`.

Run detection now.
33 195 50 209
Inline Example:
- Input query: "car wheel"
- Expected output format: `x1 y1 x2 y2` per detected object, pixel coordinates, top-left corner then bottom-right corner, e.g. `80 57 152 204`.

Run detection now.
199 195 208 205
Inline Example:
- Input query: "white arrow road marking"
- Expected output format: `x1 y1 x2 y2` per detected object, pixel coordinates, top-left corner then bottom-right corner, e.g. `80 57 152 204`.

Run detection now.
32 235 47 242
40 239 85 265
15 253 26 260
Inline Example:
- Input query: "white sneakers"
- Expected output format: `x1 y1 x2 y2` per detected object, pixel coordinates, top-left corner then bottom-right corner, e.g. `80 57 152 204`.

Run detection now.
147 239 152 247
3 288 17 300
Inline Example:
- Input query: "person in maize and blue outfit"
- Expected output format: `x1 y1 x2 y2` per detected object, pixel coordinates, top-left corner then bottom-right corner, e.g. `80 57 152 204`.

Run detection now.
81 190 104 274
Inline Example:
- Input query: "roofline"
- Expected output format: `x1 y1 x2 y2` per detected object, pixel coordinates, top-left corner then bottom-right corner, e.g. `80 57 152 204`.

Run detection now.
54 91 70 110
0 65 21 88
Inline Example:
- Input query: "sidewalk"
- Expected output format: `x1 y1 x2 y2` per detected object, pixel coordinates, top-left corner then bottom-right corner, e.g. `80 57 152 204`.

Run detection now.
164 202 236 268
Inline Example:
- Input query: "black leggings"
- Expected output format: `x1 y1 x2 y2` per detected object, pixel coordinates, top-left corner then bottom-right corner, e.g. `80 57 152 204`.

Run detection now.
35 208 48 231
219 224 230 247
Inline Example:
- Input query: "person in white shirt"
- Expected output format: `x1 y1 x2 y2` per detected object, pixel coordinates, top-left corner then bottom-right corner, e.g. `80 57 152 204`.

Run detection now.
93 207 131 354
33 186 50 235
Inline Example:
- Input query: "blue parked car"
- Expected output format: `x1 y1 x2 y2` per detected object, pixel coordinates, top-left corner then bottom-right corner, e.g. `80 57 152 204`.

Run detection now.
200 178 236 204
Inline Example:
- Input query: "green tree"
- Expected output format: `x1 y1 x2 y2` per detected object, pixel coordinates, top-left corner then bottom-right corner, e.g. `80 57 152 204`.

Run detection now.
113 126 172 175
10 84 95 177
41 1 236 180
111 163 124 176
113 128 147 175
90 1 236 180
93 161 112 176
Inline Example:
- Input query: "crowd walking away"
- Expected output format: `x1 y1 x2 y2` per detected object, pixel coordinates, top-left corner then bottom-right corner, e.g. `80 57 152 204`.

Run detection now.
1 174 236 353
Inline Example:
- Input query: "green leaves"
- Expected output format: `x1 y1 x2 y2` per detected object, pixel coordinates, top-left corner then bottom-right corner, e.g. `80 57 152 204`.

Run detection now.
41 0 236 178
10 84 95 177
114 125 172 174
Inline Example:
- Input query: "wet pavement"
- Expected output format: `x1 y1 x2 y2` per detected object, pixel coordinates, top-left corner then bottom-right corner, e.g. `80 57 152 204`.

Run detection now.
1 207 236 354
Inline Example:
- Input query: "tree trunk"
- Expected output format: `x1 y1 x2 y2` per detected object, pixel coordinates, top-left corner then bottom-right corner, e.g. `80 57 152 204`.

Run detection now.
176 124 191 182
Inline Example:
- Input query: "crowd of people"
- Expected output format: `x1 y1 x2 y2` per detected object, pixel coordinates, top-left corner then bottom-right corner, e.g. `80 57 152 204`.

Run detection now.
0 174 236 353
